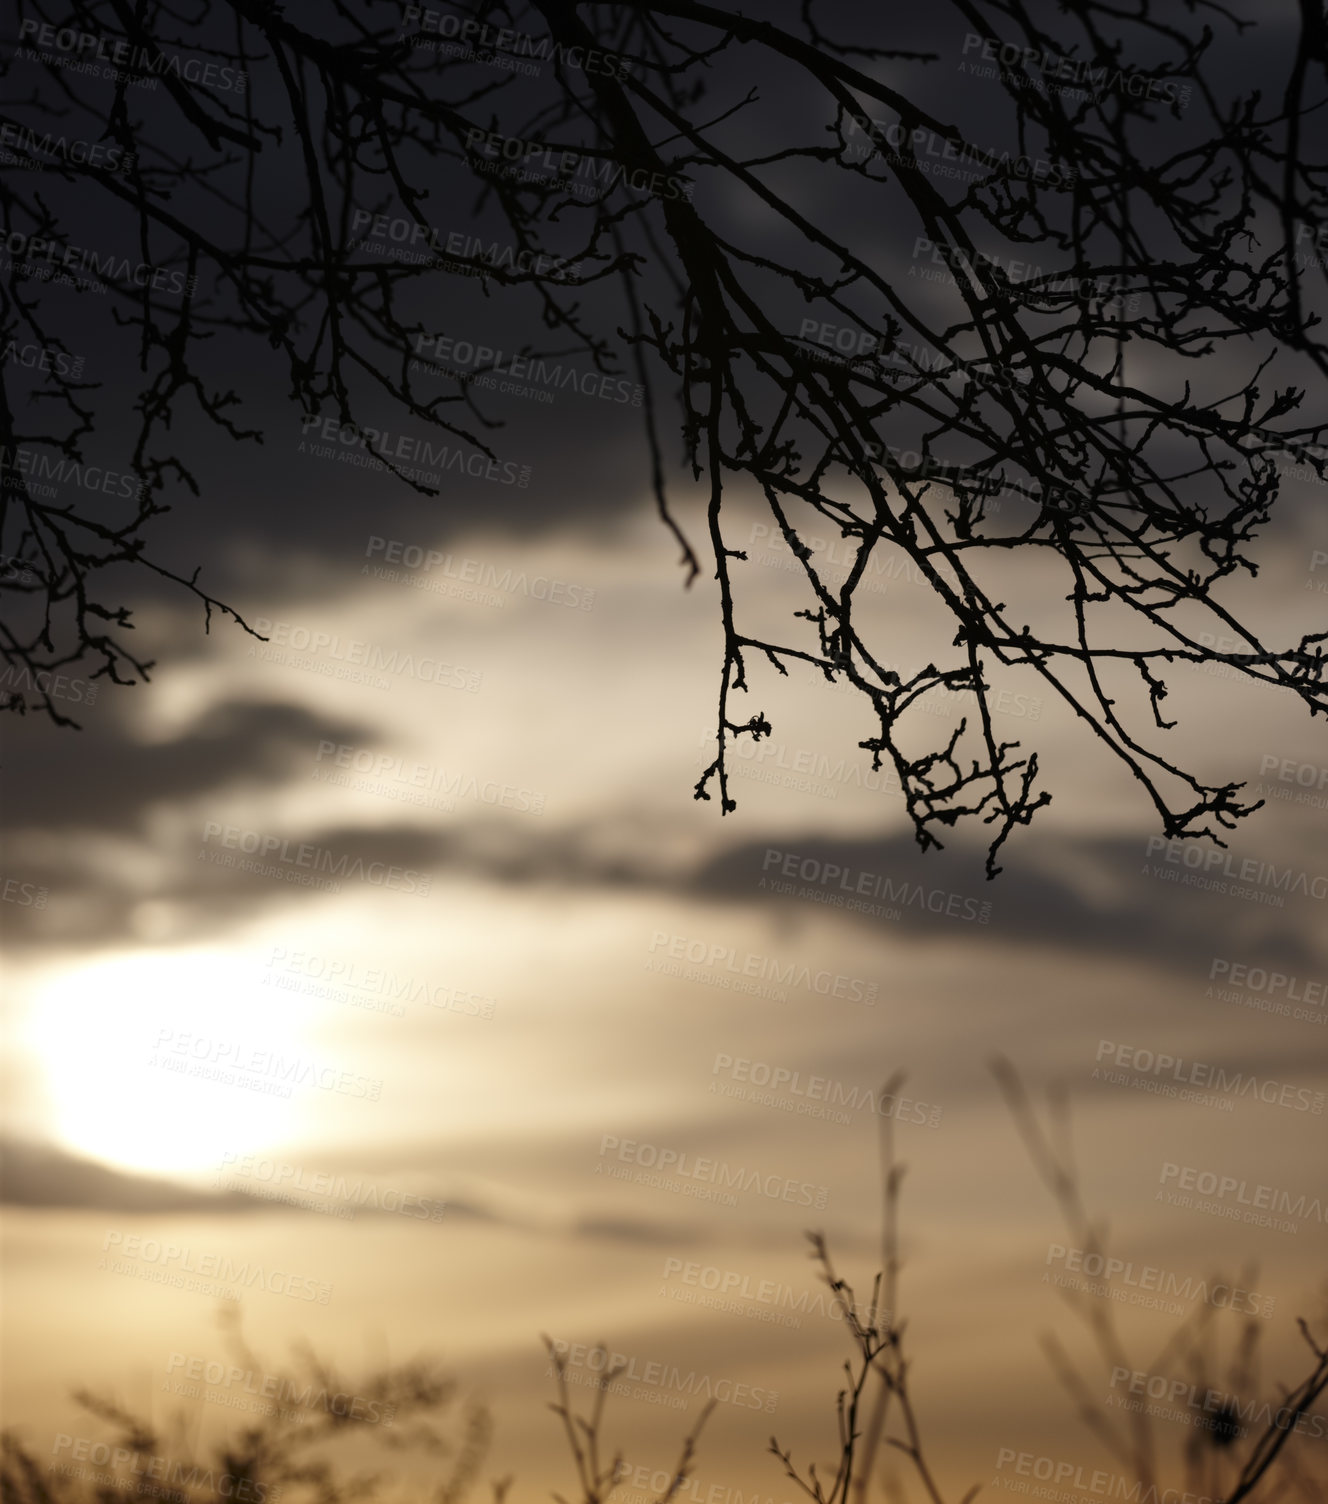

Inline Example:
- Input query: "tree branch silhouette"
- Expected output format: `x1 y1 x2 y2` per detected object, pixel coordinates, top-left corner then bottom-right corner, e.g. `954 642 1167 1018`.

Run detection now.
3 0 1326 869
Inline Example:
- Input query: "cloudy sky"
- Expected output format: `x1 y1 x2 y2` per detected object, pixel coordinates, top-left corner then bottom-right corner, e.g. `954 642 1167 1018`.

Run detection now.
3 2 1327 1502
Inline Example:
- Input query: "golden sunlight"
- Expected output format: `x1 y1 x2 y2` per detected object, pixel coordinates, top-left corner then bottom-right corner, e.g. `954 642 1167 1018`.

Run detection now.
23 949 317 1178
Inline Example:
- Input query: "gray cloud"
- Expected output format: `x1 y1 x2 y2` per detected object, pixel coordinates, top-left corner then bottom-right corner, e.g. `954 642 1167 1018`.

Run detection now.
0 1137 266 1213
3 695 376 836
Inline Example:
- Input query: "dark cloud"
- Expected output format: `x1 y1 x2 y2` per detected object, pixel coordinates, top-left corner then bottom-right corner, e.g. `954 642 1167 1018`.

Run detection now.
138 397 665 618
684 829 1328 974
11 763 1328 984
0 1138 521 1227
6 668 1324 984
0 1135 717 1247
3 695 376 836
570 1216 700 1245
0 1137 265 1213
2 819 455 954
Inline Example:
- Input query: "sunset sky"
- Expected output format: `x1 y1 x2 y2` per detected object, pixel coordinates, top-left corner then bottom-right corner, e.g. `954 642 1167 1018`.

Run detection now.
3 2 1327 1501
6 474 1326 1497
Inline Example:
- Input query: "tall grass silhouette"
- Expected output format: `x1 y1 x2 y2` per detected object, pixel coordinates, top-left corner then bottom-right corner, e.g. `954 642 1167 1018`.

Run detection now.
4 1067 1324 1504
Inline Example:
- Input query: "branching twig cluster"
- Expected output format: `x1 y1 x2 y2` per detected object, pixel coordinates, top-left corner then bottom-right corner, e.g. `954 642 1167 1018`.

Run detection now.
764 1064 1326 1504
3 1 1326 867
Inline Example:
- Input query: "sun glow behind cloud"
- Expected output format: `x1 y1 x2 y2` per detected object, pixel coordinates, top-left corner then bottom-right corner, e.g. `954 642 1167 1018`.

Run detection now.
23 949 317 1177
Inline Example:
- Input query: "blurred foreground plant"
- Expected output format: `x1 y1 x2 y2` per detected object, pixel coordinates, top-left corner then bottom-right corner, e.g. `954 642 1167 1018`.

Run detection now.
757 1066 1328 1504
4 1075 1324 1504
1 1306 491 1504
550 1069 1327 1504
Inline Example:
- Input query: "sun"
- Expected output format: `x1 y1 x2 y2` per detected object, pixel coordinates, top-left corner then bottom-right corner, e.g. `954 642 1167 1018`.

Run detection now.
23 948 318 1179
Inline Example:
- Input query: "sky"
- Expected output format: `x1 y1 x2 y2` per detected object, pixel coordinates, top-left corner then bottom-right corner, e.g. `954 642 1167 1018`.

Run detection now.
2 3 1327 1503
